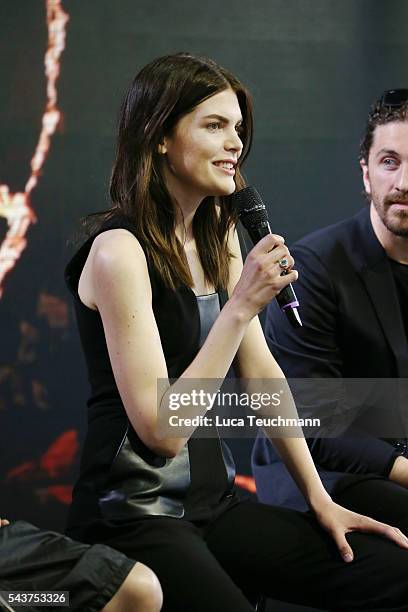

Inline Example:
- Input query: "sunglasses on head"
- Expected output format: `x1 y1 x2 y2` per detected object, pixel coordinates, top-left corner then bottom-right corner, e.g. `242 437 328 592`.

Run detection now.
380 89 408 107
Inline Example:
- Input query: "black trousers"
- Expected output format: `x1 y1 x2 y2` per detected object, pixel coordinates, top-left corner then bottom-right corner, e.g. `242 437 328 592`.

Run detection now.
94 476 408 612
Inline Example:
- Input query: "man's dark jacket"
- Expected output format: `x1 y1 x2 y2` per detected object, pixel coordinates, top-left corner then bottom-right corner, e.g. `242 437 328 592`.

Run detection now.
252 207 408 511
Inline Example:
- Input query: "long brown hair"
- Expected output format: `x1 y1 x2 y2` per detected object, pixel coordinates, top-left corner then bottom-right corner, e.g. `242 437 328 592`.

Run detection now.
83 53 253 289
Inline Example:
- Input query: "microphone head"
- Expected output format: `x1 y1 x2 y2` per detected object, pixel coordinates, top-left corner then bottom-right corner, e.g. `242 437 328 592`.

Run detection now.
231 186 270 231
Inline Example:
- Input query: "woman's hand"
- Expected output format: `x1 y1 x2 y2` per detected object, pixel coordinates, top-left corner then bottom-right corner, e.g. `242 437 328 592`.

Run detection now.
0 517 10 527
314 499 408 562
230 233 298 320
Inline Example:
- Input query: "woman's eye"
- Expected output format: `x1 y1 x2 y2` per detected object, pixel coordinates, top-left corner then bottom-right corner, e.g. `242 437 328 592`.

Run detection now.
236 124 243 135
207 122 220 131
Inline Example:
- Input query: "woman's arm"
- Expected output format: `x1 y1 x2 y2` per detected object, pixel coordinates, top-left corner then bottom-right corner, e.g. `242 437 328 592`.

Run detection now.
228 228 332 507
227 229 408 561
89 227 295 458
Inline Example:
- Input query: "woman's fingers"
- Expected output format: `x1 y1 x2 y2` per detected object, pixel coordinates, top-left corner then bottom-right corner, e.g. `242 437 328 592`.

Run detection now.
274 255 295 273
332 530 354 563
265 244 290 265
253 233 285 254
356 516 408 549
316 502 408 566
388 526 408 548
236 233 298 316
272 263 298 286
0 518 10 527
334 516 408 564
248 234 296 273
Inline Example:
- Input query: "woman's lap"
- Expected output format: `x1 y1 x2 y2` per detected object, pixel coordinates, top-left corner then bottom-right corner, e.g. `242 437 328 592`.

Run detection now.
96 498 408 612
205 499 408 611
100 516 254 612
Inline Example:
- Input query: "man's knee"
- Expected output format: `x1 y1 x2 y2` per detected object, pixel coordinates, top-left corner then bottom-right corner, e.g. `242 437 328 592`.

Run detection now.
103 562 163 612
127 563 163 610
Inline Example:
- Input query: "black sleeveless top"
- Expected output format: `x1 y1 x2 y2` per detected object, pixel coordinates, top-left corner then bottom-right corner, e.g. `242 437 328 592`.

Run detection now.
64 215 237 535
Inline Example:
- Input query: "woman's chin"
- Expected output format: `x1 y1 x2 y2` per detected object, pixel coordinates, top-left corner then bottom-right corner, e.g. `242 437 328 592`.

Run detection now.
210 180 236 197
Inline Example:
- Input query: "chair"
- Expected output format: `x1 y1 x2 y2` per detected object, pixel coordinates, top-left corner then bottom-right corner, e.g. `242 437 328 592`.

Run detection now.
0 593 16 612
255 596 267 611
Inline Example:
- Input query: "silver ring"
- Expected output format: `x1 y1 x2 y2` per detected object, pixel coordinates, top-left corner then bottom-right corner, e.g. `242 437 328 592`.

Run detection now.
278 257 289 270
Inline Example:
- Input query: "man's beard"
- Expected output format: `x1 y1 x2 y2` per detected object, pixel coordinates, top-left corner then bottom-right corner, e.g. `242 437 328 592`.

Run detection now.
372 190 408 238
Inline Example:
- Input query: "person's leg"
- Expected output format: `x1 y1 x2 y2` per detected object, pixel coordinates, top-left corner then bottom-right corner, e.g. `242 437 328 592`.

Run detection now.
332 474 408 533
0 521 161 612
204 500 408 611
101 516 256 612
102 562 162 612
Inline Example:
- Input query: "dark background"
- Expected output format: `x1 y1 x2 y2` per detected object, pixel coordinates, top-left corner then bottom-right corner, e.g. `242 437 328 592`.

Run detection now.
0 1 407 608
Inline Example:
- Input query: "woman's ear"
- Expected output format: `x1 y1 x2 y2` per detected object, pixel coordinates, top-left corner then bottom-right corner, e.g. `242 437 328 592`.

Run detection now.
158 141 167 155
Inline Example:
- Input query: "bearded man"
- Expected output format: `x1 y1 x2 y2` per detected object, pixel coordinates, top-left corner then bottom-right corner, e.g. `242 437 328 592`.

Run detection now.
253 90 408 534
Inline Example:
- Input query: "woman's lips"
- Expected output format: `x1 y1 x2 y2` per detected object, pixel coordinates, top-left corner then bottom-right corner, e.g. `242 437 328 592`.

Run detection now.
213 162 235 176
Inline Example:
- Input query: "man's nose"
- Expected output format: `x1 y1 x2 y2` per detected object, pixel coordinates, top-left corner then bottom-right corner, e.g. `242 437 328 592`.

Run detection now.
396 162 408 192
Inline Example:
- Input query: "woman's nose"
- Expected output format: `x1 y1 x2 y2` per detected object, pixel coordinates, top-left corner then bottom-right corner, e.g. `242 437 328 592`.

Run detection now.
224 129 243 154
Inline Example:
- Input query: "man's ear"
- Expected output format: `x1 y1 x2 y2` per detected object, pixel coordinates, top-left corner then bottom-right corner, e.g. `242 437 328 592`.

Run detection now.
360 158 371 196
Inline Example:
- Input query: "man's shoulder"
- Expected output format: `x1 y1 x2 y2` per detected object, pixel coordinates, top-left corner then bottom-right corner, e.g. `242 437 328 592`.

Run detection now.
293 208 368 259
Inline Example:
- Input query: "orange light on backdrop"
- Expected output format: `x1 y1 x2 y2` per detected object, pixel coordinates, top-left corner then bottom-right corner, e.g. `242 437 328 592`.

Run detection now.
0 4 254 508
0 0 69 298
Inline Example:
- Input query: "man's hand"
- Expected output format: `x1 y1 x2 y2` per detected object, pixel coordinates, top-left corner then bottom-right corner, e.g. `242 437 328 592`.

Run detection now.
389 455 408 488
0 517 10 527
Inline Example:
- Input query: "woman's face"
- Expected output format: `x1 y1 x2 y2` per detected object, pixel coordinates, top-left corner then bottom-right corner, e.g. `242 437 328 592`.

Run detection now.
160 88 244 204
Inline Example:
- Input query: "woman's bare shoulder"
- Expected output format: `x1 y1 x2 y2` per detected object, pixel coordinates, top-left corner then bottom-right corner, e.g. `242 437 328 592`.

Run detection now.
79 228 150 310
92 227 145 258
90 228 149 275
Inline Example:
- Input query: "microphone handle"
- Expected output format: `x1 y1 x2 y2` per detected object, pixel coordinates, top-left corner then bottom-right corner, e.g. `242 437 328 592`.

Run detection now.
244 222 302 328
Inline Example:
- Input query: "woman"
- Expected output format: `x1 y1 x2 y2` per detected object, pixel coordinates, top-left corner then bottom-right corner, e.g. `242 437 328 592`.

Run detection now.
65 53 408 611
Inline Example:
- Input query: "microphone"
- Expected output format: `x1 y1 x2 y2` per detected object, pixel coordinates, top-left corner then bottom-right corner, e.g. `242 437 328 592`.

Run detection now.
232 186 302 328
